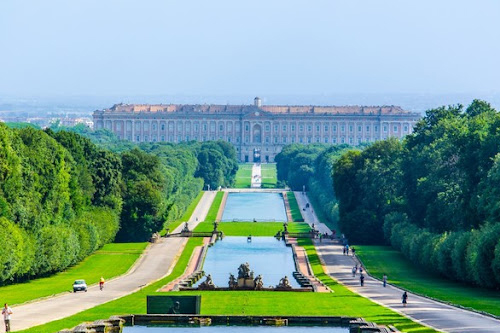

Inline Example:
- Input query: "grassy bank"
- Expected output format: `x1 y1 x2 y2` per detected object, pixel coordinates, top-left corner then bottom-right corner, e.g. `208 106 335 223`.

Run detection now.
194 221 310 236
261 163 277 188
287 192 304 222
161 191 204 235
234 164 252 188
3 243 147 306
17 238 203 333
356 245 500 317
204 191 224 223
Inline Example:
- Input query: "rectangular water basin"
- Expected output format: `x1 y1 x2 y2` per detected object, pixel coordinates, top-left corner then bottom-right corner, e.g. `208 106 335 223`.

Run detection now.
194 236 299 288
221 192 287 222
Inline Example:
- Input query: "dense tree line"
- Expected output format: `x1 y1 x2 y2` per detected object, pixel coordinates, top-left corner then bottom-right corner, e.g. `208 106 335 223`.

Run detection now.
0 123 238 284
334 100 500 288
275 144 351 228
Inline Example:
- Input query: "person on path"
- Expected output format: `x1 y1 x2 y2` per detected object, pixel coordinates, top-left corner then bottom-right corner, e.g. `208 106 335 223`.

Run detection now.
352 266 357 277
402 291 408 307
2 303 13 332
359 266 364 275
351 247 356 256
99 277 105 291
343 246 346 255
346 244 350 255
383 274 387 287
360 274 365 286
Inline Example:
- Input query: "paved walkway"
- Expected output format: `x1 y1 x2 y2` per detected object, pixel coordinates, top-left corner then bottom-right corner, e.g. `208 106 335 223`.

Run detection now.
295 192 500 333
8 191 216 332
293 191 331 234
251 163 262 188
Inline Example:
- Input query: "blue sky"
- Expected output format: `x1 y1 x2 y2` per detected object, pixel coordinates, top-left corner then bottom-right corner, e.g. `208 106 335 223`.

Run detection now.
1 0 499 96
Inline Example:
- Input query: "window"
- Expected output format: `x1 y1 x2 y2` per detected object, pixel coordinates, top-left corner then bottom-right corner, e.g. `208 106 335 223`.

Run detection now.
324 137 328 143
168 122 174 130
274 136 278 143
144 135 149 141
169 135 174 141
324 125 328 131
299 124 304 132
161 124 165 131
299 137 303 143
291 137 295 143
152 123 157 130
316 125 320 131
349 125 353 132
186 135 190 141
316 137 320 143
265 124 270 131
333 137 337 143
282 124 287 131
383 125 388 133
341 125 345 132
227 137 231 142
246 124 250 131
245 136 250 143
307 125 312 131
375 125 379 132
333 125 337 132
161 135 165 141
265 136 269 143
136 122 141 130
394 126 398 132
177 135 181 142
126 122 132 130
152 136 157 142
283 137 287 143
177 122 182 131
236 137 240 143
136 135 140 142
358 125 362 132
341 137 345 144
194 123 199 132
349 137 353 144
291 124 296 131
307 137 312 143
219 124 224 131
366 126 370 132
203 124 207 131
210 122 215 131
274 124 279 131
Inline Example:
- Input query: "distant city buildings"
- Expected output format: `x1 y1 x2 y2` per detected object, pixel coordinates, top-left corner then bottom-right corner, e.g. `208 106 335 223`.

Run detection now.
93 97 421 162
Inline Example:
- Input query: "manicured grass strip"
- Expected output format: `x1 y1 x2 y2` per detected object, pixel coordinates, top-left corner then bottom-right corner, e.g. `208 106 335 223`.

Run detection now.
2 243 147 306
356 245 500 317
161 191 204 235
261 163 277 188
204 191 224 223
17 238 203 333
295 239 438 333
234 163 253 188
287 192 303 222
194 221 311 236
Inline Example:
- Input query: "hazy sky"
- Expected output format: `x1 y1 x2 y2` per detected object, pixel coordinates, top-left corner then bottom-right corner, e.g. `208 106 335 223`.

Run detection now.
1 0 500 97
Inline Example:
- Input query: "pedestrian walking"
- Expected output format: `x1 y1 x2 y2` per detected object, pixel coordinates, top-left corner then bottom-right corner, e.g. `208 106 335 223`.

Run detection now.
2 303 13 332
383 274 387 287
360 274 365 286
343 246 346 255
359 266 363 275
99 276 105 291
352 266 357 277
402 291 408 307
351 247 356 256
346 244 350 255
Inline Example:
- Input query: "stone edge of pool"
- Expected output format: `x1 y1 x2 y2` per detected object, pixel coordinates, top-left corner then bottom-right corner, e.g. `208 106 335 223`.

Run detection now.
58 315 400 333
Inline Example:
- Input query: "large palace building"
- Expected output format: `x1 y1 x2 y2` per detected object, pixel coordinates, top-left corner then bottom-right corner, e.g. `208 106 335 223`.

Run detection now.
93 97 421 162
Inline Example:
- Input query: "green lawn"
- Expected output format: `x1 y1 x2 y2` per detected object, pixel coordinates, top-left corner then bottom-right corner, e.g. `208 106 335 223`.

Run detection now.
18 239 436 333
161 191 204 235
356 245 500 317
205 191 224 222
261 163 277 188
234 163 253 188
2 243 147 306
194 221 311 236
287 191 304 222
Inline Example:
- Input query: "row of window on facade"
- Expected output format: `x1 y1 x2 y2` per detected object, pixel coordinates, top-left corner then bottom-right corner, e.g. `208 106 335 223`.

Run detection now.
104 121 411 134
119 134 395 145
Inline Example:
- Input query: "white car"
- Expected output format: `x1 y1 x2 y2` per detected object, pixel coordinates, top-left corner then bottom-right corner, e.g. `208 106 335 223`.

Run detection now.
73 279 88 293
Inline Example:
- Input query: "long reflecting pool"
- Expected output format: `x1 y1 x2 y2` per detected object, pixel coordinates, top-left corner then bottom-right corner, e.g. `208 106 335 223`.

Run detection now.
194 237 299 288
221 192 287 222
124 326 348 333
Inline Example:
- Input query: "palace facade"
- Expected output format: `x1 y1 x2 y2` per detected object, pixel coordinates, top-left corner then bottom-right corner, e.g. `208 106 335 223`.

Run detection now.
93 97 421 162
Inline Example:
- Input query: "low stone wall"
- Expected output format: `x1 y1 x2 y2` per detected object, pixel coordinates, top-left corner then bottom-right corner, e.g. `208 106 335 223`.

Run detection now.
61 315 401 333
